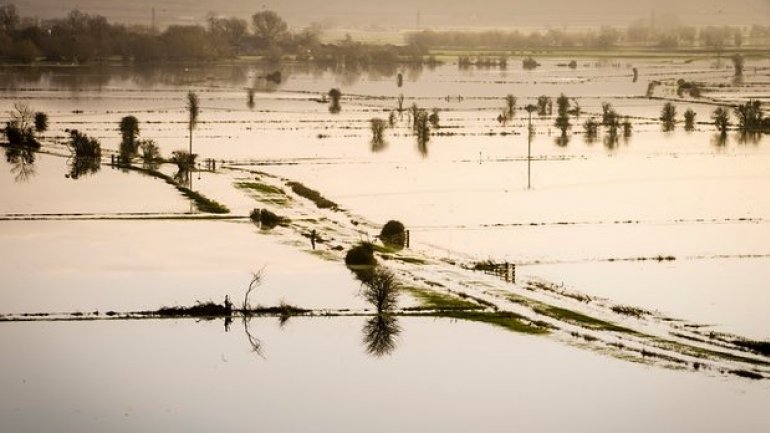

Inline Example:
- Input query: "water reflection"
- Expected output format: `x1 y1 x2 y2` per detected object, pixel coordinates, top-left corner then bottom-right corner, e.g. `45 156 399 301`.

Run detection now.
242 317 265 358
66 156 101 179
417 136 429 157
711 132 728 148
4 146 37 182
554 134 570 147
736 131 762 146
362 314 401 357
246 88 256 109
603 131 620 150
0 61 415 94
371 138 388 153
173 167 192 188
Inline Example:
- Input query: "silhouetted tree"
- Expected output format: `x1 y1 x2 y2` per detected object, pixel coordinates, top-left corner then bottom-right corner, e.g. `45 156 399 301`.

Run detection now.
360 267 400 313
207 14 248 55
622 116 632 138
660 102 677 131
522 56 539 70
601 102 615 126
428 109 440 129
171 150 196 171
328 88 341 114
556 94 570 116
0 4 19 34
731 53 744 76
583 117 599 142
536 96 550 116
118 115 140 162
4 103 38 147
604 109 620 137
246 88 255 109
138 139 161 170
734 99 765 131
67 129 101 157
505 94 517 118
33 112 48 133
251 10 288 48
684 109 696 131
186 91 199 155
370 118 387 144
711 107 730 134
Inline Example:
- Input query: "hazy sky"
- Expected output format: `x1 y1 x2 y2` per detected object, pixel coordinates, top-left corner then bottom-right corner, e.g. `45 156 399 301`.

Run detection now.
8 0 770 28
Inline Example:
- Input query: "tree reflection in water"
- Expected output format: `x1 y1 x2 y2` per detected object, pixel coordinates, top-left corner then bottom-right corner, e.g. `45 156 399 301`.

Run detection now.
5 146 36 182
362 314 401 357
66 156 100 180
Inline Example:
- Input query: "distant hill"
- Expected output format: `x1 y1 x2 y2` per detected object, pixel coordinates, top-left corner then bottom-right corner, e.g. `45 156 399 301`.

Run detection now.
9 0 770 29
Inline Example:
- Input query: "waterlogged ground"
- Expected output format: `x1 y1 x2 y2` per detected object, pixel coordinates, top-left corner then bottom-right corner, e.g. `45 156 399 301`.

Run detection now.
1 57 770 429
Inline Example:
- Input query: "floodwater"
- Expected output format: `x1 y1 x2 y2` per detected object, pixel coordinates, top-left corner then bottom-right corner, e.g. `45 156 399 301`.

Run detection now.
1 317 768 433
1 57 769 429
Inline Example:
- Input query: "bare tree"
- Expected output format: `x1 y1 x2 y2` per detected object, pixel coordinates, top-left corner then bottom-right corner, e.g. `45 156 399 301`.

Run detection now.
251 11 288 47
712 107 730 134
360 267 399 313
242 268 265 312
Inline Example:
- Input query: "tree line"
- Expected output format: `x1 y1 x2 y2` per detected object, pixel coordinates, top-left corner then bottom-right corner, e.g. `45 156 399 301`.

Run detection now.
0 5 427 65
407 24 770 51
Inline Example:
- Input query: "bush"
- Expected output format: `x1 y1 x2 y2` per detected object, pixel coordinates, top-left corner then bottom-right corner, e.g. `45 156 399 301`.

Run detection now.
249 208 288 229
380 220 406 249
138 139 161 161
345 242 377 267
170 150 197 170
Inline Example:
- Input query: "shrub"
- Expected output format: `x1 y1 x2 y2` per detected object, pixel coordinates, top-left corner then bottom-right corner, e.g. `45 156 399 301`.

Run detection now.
170 150 197 170
345 242 377 267
380 220 406 249
249 208 288 229
138 139 161 161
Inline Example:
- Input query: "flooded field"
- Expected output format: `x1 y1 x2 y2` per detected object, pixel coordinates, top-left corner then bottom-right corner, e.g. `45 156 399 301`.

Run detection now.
2 317 769 433
2 55 770 430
